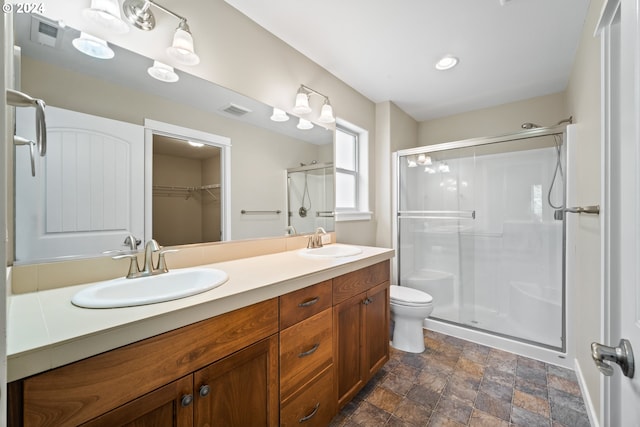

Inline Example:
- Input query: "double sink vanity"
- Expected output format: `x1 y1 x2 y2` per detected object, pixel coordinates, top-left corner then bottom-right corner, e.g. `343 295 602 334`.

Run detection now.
7 241 394 426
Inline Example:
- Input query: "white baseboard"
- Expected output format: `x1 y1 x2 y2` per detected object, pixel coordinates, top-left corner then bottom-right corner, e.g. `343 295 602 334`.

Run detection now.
574 358 600 427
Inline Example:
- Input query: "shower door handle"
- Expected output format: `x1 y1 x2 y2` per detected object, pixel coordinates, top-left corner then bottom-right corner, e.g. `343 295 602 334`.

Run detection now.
564 205 600 215
591 339 634 378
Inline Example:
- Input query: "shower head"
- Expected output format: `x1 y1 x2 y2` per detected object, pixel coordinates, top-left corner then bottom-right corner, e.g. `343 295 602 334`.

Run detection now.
521 122 540 129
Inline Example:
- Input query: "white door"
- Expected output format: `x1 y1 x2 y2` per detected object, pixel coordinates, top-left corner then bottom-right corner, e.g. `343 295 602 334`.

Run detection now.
15 106 144 262
599 0 640 425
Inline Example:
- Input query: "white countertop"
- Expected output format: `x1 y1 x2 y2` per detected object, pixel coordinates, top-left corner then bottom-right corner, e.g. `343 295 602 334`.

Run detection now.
8 244 394 382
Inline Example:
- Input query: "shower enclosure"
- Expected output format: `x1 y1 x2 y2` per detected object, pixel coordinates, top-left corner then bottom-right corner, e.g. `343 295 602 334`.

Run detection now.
287 162 335 235
395 126 566 351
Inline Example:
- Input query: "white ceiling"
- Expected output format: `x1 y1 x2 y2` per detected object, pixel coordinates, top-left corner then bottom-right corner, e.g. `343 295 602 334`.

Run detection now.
224 0 591 122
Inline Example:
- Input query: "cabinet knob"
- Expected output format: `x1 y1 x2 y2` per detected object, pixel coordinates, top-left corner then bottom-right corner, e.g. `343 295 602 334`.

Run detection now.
199 384 211 397
363 297 373 305
181 394 193 407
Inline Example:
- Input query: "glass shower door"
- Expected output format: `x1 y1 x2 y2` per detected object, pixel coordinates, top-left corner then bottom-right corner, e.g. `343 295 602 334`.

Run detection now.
397 147 476 324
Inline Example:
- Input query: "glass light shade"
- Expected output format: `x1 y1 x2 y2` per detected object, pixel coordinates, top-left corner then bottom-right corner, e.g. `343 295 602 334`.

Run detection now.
318 101 335 124
270 107 289 122
293 92 312 114
417 153 432 165
435 55 459 71
72 32 115 59
297 118 314 130
166 28 200 65
83 0 130 34
147 61 179 83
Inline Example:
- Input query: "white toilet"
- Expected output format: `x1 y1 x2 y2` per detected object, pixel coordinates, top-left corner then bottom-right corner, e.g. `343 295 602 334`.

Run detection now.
390 285 434 353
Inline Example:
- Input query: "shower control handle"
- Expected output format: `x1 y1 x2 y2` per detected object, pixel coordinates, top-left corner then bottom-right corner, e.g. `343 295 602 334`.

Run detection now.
591 339 634 378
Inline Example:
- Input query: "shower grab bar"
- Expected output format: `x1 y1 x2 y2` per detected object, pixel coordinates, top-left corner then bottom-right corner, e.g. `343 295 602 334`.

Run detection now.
564 205 600 215
316 211 335 217
398 210 476 219
241 209 282 215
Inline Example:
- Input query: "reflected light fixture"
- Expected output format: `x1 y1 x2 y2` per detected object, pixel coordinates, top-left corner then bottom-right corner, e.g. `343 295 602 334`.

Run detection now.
293 84 335 124
83 0 130 34
297 118 314 130
166 20 200 65
147 60 179 82
435 55 459 71
188 140 204 148
122 0 200 65
417 153 432 165
72 32 115 59
270 108 290 122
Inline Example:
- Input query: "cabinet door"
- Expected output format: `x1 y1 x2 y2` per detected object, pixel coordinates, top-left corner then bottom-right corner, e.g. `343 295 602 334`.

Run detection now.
333 292 366 408
194 335 279 427
80 376 193 427
364 281 390 378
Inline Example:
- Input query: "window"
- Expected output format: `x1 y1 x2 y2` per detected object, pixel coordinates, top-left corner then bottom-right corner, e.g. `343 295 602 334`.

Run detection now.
334 121 371 221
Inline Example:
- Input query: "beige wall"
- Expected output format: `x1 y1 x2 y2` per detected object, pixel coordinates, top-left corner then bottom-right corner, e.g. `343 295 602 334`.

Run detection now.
565 0 605 418
20 56 329 245
373 101 419 249
418 91 569 146
42 0 379 246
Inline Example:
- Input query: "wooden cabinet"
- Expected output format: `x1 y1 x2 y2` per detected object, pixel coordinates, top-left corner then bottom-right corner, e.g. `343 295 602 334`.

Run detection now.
80 376 194 427
333 261 390 408
194 335 279 427
279 280 336 426
10 299 279 427
8 260 392 426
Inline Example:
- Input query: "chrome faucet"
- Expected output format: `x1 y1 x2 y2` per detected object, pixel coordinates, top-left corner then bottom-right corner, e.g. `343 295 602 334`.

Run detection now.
307 227 327 249
112 239 178 279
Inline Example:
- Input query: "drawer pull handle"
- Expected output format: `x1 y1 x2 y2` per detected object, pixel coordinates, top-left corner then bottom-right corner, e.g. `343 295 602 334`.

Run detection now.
298 343 320 358
181 394 193 407
298 297 319 308
299 402 320 423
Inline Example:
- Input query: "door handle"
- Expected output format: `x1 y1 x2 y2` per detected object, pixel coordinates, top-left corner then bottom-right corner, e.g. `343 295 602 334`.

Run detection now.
591 338 635 378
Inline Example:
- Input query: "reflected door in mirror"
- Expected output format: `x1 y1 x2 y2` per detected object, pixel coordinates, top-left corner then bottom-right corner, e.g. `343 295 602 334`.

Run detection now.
15 106 144 262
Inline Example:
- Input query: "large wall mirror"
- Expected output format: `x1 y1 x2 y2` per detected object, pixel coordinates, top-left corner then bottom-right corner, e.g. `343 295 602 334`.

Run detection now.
13 13 334 264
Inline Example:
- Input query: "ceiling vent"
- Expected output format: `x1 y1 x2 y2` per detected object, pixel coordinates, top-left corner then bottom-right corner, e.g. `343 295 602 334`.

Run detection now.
221 103 252 116
30 16 63 49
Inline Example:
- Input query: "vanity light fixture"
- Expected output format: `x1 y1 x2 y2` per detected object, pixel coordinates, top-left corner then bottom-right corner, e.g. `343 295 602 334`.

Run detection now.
435 55 459 71
83 0 130 34
293 84 335 124
122 0 200 65
297 118 314 130
147 60 179 82
72 32 115 59
270 107 290 122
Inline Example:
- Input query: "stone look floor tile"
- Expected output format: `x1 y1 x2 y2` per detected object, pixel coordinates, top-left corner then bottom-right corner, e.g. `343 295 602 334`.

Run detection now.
331 330 590 426
468 409 510 427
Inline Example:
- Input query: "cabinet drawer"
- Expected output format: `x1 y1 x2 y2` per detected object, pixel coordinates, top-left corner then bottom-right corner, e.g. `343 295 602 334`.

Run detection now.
280 280 332 330
333 260 390 304
279 308 333 400
280 366 335 427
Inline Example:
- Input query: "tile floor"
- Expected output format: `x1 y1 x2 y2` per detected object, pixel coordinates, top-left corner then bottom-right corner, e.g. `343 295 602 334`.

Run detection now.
330 329 591 427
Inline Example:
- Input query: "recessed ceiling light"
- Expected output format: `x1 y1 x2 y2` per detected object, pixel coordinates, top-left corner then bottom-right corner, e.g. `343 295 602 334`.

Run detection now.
435 55 458 71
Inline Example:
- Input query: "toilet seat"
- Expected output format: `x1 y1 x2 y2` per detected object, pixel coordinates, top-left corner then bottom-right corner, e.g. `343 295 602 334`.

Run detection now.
390 285 433 307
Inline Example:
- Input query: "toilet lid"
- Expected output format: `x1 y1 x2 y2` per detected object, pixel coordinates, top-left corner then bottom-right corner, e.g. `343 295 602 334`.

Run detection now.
390 285 433 304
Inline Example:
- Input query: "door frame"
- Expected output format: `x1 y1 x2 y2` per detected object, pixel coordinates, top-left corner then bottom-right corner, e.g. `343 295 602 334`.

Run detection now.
144 119 231 243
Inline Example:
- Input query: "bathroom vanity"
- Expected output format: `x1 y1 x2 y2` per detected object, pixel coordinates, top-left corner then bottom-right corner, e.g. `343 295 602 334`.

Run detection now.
7 247 392 426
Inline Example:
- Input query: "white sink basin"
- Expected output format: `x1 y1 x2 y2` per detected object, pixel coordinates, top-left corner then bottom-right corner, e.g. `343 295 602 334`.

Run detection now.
299 244 363 258
71 267 229 309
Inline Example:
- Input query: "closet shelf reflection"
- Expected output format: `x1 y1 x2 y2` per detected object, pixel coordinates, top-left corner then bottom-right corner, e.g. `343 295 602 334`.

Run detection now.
153 184 220 200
